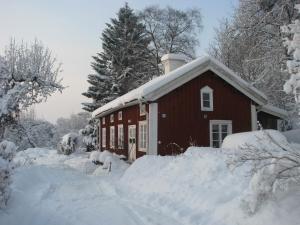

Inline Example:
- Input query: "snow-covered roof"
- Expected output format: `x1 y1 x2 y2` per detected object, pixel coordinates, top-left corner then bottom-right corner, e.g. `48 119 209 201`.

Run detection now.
92 55 269 118
260 104 288 118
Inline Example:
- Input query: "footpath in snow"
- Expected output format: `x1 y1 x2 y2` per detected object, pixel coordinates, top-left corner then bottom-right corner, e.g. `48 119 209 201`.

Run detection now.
0 130 300 225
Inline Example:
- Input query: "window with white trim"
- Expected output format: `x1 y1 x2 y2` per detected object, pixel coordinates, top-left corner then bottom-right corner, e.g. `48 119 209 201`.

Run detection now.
140 104 146 116
110 114 114 123
200 86 213 111
118 124 124 149
102 117 105 125
139 121 147 151
210 120 232 148
118 111 122 120
102 128 106 148
110 126 115 148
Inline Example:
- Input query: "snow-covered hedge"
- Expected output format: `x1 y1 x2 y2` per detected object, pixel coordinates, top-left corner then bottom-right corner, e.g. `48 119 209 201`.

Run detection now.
57 133 83 155
0 140 16 208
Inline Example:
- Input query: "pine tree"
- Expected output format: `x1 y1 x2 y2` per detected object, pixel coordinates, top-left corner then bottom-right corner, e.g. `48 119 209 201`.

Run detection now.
82 3 156 111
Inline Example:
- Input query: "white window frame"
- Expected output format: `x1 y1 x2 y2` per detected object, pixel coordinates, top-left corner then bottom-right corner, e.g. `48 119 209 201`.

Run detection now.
138 121 148 152
118 111 122 120
200 86 213 111
110 126 115 148
140 104 146 116
209 120 232 148
110 114 114 123
117 124 124 149
102 117 105 125
102 128 106 148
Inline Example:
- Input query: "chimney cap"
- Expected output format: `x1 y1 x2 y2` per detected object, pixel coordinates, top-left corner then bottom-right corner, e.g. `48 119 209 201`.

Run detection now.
161 53 187 62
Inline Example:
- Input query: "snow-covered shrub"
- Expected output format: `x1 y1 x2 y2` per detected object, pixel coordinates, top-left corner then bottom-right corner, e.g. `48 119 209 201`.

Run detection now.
89 151 101 164
0 140 16 208
4 119 58 151
79 120 97 152
224 130 300 214
57 133 82 155
0 140 17 162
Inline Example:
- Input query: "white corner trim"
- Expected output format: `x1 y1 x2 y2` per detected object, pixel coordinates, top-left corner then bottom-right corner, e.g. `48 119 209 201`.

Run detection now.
251 104 258 131
148 103 158 155
200 85 214 111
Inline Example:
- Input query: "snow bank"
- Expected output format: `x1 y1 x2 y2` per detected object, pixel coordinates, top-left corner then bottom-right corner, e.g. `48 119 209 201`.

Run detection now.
93 151 128 178
222 129 292 151
121 146 300 225
14 148 97 174
121 147 249 224
283 129 300 144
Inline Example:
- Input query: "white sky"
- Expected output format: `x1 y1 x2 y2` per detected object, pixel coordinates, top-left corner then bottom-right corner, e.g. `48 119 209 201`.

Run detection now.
0 0 237 124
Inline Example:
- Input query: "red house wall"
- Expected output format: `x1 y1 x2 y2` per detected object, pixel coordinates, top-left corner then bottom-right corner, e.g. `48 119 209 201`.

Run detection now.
100 104 147 159
156 70 252 155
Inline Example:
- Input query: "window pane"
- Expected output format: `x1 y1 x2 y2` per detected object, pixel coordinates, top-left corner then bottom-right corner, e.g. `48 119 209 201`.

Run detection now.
203 93 210 101
221 125 228 132
212 124 219 132
203 100 210 108
221 132 227 140
212 132 219 141
213 141 219 148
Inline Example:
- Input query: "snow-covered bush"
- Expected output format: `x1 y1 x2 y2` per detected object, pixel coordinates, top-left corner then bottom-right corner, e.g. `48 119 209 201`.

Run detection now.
4 119 58 151
57 133 82 155
0 140 17 162
79 119 97 152
89 151 101 164
223 130 300 214
0 140 16 208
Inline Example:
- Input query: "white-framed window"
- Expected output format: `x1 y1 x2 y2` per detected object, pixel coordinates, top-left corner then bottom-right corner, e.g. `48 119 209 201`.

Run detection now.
102 117 105 125
210 120 232 148
140 104 146 116
110 126 115 148
110 114 114 123
102 128 106 148
118 124 124 149
200 86 213 111
118 111 122 120
139 121 147 151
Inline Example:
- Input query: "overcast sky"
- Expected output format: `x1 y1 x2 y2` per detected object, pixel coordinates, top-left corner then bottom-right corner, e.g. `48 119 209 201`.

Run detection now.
0 0 237 123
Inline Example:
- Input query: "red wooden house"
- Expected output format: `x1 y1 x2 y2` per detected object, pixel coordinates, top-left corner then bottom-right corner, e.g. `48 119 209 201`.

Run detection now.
92 54 287 161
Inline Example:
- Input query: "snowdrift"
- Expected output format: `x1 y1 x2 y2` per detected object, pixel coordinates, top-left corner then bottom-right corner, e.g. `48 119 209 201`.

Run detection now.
283 129 300 144
121 144 300 225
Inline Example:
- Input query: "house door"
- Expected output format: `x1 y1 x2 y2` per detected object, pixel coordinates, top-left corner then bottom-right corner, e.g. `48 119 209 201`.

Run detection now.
128 125 136 161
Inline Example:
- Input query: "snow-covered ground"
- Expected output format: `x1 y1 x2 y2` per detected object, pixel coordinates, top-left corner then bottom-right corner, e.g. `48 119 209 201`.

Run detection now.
0 131 300 225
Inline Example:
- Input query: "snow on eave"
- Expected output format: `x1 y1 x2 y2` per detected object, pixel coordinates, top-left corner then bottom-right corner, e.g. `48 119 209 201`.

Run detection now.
260 104 288 119
92 55 268 118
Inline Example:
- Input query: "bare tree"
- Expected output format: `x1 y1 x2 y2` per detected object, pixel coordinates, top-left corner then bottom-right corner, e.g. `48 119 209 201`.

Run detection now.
0 39 63 139
140 6 202 72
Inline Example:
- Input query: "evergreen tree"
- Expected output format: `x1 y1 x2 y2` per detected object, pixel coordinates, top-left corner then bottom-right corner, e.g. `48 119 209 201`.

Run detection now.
82 3 156 111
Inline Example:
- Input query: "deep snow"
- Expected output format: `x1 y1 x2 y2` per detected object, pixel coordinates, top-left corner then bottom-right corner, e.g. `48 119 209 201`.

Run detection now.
1 139 300 225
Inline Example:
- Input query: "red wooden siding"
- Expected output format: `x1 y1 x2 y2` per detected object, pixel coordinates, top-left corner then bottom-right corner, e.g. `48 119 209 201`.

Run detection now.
156 70 252 155
100 104 147 159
